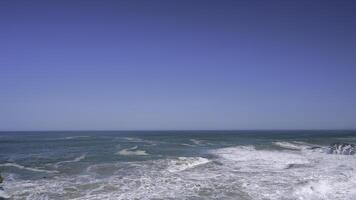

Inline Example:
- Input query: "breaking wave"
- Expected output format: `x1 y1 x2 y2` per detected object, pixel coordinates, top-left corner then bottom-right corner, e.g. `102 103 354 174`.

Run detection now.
3 144 356 200
116 146 148 156
273 141 310 150
211 145 356 199
212 145 310 170
2 133 356 200
167 157 210 172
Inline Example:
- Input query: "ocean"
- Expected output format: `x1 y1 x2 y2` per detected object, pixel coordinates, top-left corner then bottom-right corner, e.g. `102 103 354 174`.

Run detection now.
0 130 355 200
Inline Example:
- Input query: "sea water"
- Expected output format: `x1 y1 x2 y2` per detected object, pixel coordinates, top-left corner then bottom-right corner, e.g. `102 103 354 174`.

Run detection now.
0 130 355 200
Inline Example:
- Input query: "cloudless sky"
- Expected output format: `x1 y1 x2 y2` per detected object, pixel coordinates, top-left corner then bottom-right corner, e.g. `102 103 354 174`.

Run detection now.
1 0 356 130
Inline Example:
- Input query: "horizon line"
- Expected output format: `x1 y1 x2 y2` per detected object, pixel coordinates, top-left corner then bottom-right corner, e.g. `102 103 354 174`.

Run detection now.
1 129 356 132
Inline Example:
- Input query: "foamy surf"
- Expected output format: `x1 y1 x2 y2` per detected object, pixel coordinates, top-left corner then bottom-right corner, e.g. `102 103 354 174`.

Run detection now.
211 145 356 199
167 157 210 172
116 146 148 156
212 145 310 170
273 141 310 150
1 131 355 200
0 189 11 199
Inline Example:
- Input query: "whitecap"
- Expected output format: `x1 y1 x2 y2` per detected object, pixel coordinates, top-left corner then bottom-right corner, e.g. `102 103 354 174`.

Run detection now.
122 137 159 146
167 157 210 172
0 163 58 173
116 146 148 156
64 136 90 140
273 141 309 150
54 154 86 168
189 139 203 145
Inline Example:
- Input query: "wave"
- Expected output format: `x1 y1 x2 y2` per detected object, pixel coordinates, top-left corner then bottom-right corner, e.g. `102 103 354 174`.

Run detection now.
211 145 310 170
180 143 196 147
189 139 204 145
0 163 58 173
328 143 355 155
0 190 11 199
4 140 356 200
122 137 159 146
4 145 356 200
167 157 210 172
46 136 90 141
64 136 90 140
116 146 148 156
211 145 356 199
54 154 86 168
273 141 310 150
189 139 213 146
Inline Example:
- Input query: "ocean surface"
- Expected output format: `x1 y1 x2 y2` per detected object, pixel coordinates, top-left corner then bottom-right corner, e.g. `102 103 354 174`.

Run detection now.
0 130 356 200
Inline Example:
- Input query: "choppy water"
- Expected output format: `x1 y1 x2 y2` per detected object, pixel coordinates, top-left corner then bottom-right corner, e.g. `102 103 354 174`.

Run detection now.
0 130 356 200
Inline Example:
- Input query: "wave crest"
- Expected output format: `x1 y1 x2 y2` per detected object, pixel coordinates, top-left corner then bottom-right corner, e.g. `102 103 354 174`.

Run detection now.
0 163 58 173
116 146 148 156
54 154 86 168
167 157 210 172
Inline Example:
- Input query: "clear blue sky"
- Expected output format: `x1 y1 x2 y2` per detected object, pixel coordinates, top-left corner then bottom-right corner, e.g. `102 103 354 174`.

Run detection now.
1 0 355 130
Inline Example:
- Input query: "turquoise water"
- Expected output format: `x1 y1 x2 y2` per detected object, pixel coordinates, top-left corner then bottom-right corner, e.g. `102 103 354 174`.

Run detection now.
1 130 356 199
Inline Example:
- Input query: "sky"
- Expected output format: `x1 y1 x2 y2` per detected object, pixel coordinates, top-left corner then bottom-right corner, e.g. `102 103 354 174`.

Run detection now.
0 0 356 130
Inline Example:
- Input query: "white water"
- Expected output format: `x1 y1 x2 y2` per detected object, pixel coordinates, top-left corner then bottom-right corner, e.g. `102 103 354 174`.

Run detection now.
167 157 210 172
0 189 11 199
54 154 86 168
273 141 310 150
116 146 148 156
211 145 356 200
2 144 356 200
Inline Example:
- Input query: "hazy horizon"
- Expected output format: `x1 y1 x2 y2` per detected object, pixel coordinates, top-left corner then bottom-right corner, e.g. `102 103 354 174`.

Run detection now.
1 129 356 133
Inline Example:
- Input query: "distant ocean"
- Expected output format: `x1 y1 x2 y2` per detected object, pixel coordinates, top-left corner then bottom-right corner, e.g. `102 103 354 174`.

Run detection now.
0 130 356 200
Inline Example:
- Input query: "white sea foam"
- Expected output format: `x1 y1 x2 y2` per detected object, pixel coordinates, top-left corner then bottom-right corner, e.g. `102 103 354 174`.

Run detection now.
211 145 356 199
293 180 332 200
64 136 90 140
212 145 310 170
54 154 86 168
0 190 11 199
167 157 210 172
273 141 309 150
4 143 356 200
0 163 58 173
116 146 148 156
